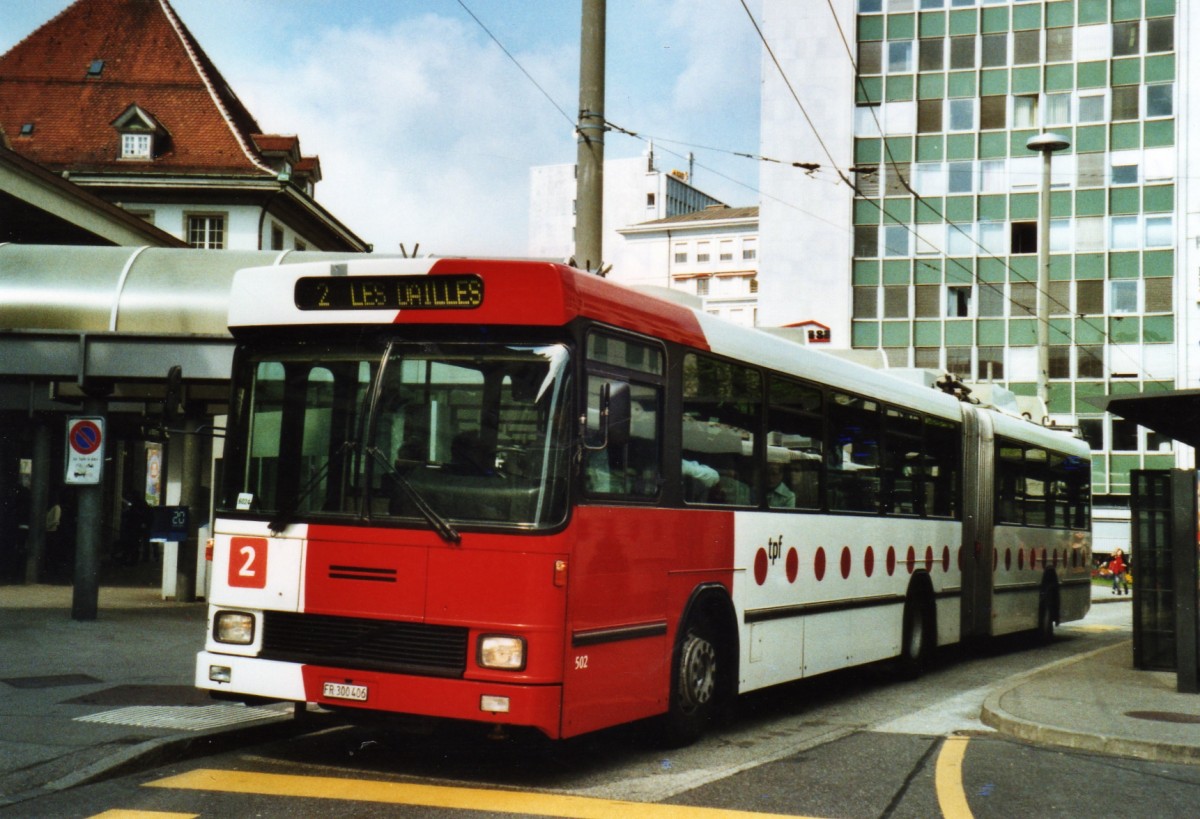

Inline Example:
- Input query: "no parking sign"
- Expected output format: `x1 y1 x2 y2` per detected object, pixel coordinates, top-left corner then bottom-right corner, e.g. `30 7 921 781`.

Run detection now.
66 417 105 485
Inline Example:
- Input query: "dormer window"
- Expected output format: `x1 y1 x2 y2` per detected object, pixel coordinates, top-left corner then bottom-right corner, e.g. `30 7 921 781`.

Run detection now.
111 103 167 161
87 59 104 77
122 133 152 159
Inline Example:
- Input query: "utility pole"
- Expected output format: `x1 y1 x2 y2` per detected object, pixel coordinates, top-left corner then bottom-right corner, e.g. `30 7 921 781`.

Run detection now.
574 0 605 274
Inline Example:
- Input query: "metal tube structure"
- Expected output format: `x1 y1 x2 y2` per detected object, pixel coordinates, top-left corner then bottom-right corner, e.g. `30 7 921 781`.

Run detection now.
1027 132 1070 414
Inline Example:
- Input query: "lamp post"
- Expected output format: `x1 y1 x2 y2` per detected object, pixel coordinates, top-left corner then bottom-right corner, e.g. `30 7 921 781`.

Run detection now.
1026 132 1070 416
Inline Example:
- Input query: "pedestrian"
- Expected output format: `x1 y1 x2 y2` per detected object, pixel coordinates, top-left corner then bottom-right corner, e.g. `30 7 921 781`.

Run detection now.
1109 548 1129 595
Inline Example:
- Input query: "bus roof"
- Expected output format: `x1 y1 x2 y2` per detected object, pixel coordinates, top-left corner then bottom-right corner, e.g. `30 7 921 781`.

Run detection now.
228 257 1085 453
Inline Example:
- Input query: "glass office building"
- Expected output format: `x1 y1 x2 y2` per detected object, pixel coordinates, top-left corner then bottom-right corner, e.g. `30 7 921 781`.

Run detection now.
759 0 1194 549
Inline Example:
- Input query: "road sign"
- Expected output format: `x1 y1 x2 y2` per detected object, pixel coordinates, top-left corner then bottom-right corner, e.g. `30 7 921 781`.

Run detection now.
66 416 105 485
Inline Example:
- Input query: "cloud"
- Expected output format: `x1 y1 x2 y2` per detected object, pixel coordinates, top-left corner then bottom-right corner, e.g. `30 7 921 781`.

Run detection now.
234 14 578 256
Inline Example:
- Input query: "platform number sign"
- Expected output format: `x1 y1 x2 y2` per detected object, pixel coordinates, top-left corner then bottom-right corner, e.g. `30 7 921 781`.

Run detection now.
65 417 105 485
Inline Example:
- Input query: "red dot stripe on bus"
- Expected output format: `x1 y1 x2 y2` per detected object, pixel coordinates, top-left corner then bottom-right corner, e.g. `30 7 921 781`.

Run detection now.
814 547 826 582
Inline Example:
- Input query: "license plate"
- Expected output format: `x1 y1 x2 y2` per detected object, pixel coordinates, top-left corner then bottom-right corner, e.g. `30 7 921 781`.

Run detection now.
323 682 368 702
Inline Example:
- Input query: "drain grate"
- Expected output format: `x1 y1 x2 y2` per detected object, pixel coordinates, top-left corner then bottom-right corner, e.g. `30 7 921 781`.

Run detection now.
1 674 101 689
75 704 288 731
1126 710 1200 725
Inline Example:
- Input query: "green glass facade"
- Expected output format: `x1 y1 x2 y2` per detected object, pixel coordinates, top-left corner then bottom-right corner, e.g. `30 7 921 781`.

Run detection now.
849 0 1178 498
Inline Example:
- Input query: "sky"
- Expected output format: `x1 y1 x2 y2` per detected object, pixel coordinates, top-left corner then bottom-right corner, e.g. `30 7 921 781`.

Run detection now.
0 0 763 257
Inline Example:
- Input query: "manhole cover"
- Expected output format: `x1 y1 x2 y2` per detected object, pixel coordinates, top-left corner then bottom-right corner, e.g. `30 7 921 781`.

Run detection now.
1 674 101 689
66 684 212 706
1126 710 1200 725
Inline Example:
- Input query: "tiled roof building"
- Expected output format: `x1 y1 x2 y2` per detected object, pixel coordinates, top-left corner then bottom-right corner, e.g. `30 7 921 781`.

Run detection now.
0 0 365 251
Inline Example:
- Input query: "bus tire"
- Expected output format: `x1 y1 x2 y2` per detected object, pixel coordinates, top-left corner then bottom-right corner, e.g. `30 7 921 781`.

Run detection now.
897 586 932 680
1035 581 1058 645
662 616 721 747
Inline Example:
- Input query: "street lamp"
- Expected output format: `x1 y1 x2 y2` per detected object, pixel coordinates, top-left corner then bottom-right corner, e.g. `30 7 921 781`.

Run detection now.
1026 132 1071 416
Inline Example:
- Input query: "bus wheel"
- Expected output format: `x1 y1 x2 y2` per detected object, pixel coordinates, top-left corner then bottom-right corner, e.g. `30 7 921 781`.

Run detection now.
897 589 931 680
662 619 720 747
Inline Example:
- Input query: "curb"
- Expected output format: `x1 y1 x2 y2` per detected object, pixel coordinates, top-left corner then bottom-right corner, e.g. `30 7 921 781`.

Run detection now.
980 641 1200 766
2 710 304 808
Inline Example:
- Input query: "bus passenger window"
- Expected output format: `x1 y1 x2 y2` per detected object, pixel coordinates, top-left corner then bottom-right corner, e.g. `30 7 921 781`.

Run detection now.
828 393 881 513
682 355 761 506
767 377 823 509
585 377 661 499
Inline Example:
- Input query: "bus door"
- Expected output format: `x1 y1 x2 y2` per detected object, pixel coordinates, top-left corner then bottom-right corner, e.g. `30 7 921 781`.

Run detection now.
959 404 996 639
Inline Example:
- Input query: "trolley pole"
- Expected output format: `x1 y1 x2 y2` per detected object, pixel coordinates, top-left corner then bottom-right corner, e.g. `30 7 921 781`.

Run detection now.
574 0 606 274
1027 132 1069 415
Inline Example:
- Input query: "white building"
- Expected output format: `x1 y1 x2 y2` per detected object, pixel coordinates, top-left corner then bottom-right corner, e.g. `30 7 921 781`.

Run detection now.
617 205 760 326
528 151 726 271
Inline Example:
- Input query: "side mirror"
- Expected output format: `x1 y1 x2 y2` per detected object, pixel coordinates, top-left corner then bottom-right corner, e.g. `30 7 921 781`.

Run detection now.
607 382 631 449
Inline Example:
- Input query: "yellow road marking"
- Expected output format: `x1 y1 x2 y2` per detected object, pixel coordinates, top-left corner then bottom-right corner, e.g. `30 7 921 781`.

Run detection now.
1069 624 1121 633
147 768 819 819
935 735 973 819
88 806 196 811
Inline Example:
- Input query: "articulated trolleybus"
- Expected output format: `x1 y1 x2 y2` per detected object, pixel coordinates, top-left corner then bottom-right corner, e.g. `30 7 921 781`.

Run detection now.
197 258 1091 743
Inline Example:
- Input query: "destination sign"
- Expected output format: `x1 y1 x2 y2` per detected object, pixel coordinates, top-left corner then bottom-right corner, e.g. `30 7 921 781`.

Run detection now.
294 274 484 311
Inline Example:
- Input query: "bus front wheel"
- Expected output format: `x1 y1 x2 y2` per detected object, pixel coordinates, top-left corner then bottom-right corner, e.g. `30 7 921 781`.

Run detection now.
662 619 720 746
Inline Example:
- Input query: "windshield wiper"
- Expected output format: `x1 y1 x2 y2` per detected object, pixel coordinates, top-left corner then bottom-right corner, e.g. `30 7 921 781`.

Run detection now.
364 445 462 545
268 440 356 535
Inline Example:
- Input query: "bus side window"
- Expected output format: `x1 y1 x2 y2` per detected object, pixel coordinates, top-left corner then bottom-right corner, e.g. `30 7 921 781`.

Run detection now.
585 377 661 499
767 376 823 510
681 355 761 506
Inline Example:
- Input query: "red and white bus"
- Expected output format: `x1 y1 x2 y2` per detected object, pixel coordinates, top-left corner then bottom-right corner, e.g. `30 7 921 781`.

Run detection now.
196 258 1091 743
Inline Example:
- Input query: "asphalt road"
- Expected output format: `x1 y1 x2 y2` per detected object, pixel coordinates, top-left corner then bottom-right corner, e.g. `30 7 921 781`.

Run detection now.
14 603 1195 818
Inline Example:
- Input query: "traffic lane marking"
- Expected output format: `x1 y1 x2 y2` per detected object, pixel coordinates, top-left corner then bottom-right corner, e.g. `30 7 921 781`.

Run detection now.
934 734 973 819
87 806 198 811
146 768 821 818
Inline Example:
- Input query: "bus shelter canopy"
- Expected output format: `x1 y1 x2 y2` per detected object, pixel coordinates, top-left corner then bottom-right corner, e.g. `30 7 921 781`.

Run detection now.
1089 390 1200 449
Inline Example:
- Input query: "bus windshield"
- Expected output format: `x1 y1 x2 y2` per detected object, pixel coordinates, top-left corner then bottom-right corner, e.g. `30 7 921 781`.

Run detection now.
221 341 573 530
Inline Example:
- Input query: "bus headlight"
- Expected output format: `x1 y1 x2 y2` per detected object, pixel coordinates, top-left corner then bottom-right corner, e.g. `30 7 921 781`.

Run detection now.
478 635 526 671
214 611 256 645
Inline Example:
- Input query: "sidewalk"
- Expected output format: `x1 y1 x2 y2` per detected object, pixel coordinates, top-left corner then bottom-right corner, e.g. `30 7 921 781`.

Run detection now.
0 583 297 808
0 581 1195 809
980 583 1200 765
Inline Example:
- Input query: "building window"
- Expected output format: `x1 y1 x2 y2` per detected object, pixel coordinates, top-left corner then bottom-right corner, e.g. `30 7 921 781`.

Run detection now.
742 239 757 260
980 95 1006 130
883 286 908 318
1013 30 1040 65
1078 92 1106 123
1010 222 1037 254
270 224 284 251
1012 95 1038 129
949 35 975 69
1111 417 1139 451
121 133 152 159
1146 215 1173 248
696 242 710 263
948 98 975 131
1045 93 1071 125
674 243 688 264
1046 28 1073 62
887 41 913 73
719 240 733 262
946 285 971 317
1077 280 1103 315
918 99 943 133
858 40 882 74
979 347 1004 380
981 34 1007 68
947 161 974 193
1147 83 1174 118
1147 18 1174 53
646 192 656 207
1110 215 1139 250
1077 347 1104 379
1112 21 1139 57
1112 86 1139 120
919 38 944 71
696 277 709 296
1110 280 1138 314
187 215 225 249
1049 346 1071 379
883 225 910 256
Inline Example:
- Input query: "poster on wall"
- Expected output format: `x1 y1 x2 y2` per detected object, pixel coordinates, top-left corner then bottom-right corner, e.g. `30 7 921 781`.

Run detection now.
145 443 162 507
